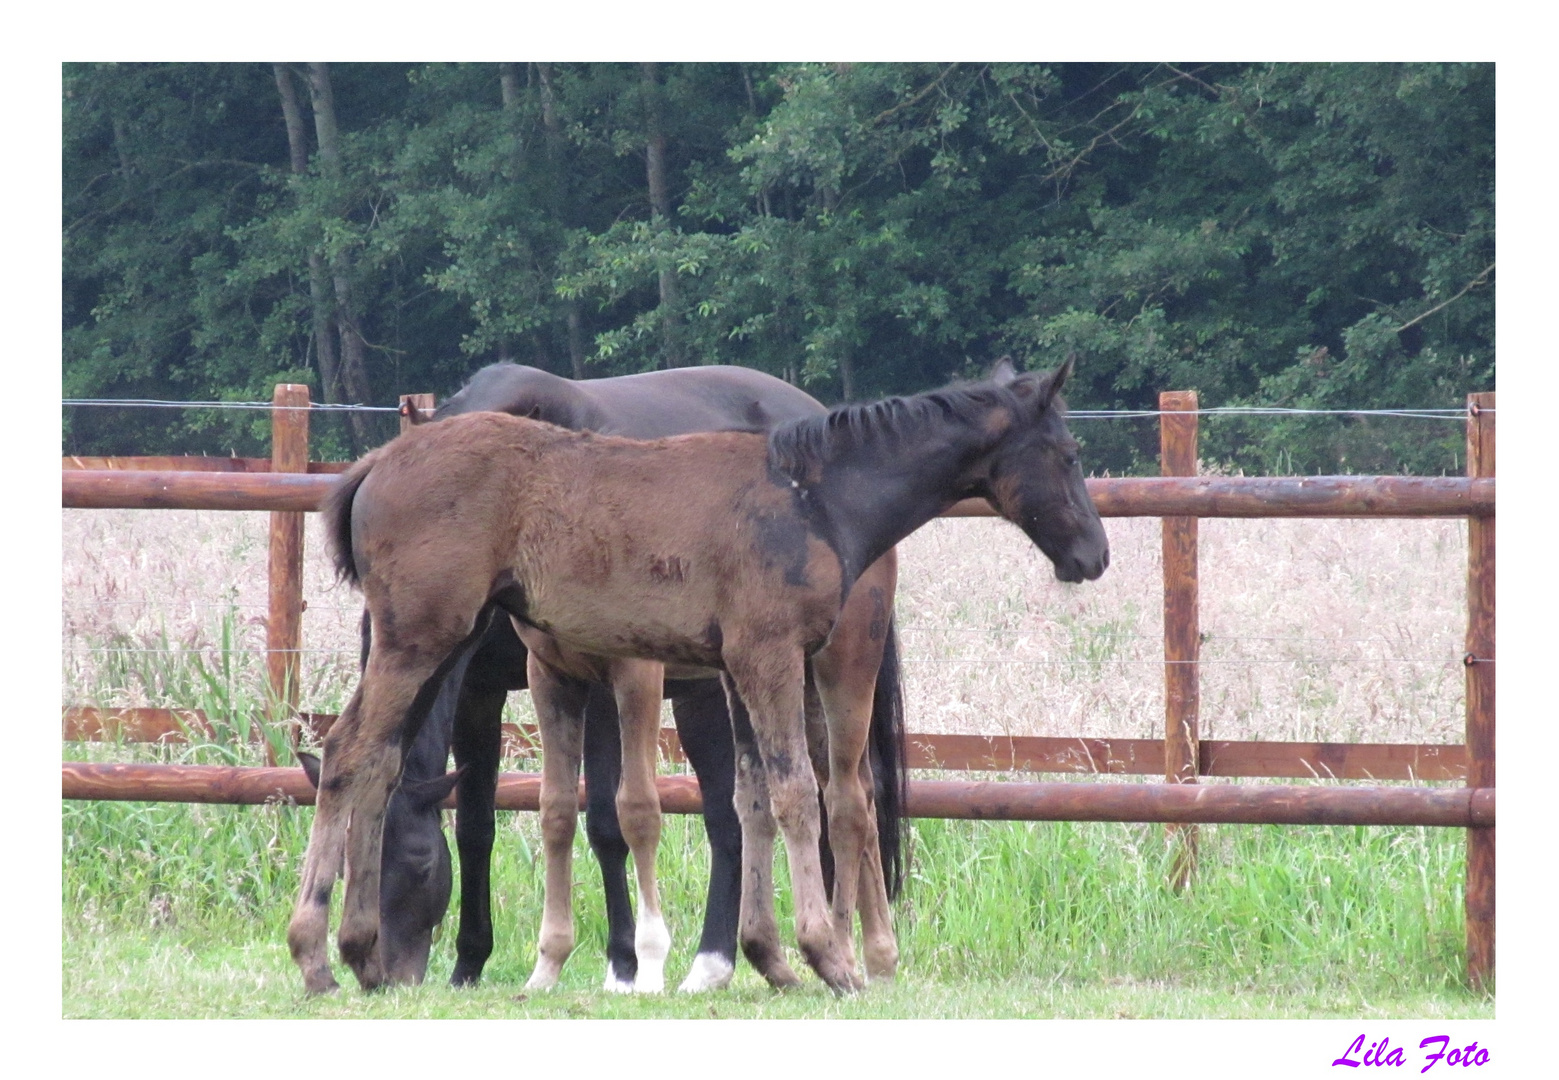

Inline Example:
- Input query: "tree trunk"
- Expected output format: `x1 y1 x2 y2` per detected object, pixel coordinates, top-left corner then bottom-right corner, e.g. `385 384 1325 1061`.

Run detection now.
306 62 373 451
641 62 681 367
738 64 772 217
537 63 588 379
111 117 134 179
272 64 342 410
494 62 525 367
498 62 522 110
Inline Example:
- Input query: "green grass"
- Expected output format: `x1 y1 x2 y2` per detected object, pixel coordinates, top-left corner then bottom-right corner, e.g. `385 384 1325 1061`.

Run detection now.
61 932 1487 1019
62 781 1492 1019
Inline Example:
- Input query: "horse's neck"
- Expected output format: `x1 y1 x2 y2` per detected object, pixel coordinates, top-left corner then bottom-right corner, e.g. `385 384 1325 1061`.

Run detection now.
399 639 472 780
801 429 986 589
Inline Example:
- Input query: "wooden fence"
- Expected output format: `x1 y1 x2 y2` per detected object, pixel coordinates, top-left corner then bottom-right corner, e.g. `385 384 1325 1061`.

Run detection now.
61 385 1495 987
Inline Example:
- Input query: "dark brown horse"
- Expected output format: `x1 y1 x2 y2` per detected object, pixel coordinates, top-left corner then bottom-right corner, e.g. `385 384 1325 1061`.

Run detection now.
289 358 1107 994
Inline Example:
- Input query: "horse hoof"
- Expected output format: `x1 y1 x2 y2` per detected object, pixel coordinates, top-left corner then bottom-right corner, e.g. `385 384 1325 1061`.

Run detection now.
678 952 735 993
800 945 863 995
526 959 563 991
632 947 668 993
343 953 385 992
742 939 802 990
865 947 899 983
820 966 864 996
633 915 669 993
339 928 385 991
865 960 898 984
603 962 635 994
763 965 804 991
301 968 340 996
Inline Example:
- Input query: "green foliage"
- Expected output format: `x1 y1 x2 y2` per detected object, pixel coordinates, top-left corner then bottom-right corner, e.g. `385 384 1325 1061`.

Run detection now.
64 63 1492 473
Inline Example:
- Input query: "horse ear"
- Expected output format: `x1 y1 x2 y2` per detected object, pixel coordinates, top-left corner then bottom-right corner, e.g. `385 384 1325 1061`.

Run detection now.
400 765 466 810
1054 351 1076 392
296 750 322 790
990 356 1018 385
1011 354 1074 412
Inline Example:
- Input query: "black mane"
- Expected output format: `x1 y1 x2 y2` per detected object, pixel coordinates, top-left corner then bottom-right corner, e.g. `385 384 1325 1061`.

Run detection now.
768 378 1052 478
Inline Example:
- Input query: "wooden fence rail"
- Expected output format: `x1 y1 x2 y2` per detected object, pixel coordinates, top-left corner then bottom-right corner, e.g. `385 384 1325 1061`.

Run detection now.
64 468 1493 517
61 763 1493 829
63 706 1471 783
61 384 1494 987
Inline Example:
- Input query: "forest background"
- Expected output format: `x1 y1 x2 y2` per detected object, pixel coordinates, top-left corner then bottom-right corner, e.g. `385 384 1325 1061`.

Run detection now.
61 62 1494 475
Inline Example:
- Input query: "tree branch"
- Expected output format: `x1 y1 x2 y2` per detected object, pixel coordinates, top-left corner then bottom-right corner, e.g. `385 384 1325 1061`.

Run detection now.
65 159 262 236
1395 262 1495 333
871 64 959 127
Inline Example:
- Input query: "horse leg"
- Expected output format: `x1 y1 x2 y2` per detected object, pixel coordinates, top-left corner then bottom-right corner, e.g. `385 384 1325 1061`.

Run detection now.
525 651 590 990
610 658 671 992
726 644 861 994
449 661 507 986
815 559 901 983
670 678 740 992
803 670 836 903
855 751 899 982
809 648 872 982
303 618 467 992
721 675 801 990
287 683 361 994
582 682 637 992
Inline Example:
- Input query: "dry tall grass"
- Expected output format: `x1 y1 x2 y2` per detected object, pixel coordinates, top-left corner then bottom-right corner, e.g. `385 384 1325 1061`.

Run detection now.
61 507 1467 746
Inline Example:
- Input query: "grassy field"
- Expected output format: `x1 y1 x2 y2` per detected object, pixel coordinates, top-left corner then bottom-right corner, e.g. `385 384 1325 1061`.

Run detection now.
63 785 1486 1019
61 507 1489 1019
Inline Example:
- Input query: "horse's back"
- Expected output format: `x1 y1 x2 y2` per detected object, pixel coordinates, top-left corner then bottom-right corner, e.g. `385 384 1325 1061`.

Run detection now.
582 366 825 437
437 363 824 439
435 365 583 423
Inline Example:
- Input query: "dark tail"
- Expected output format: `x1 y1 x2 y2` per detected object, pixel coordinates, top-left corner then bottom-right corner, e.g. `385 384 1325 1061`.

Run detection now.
869 617 908 902
323 452 378 588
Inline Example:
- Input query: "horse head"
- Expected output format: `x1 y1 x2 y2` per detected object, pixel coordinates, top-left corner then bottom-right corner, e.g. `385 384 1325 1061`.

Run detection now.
297 750 461 984
976 355 1110 584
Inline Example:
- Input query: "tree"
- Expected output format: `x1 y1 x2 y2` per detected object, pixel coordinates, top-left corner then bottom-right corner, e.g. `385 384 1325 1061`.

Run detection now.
63 62 1493 474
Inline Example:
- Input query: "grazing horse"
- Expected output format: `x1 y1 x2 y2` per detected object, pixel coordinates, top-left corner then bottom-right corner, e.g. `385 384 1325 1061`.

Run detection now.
302 364 906 993
288 357 1107 995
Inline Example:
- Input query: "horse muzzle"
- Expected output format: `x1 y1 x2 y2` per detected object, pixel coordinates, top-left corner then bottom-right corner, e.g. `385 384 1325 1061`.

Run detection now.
1024 517 1110 584
1052 539 1109 583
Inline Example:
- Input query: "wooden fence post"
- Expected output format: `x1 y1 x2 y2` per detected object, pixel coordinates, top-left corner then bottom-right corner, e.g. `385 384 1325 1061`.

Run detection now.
266 384 310 763
399 392 435 434
1161 390 1200 889
1464 391 1494 989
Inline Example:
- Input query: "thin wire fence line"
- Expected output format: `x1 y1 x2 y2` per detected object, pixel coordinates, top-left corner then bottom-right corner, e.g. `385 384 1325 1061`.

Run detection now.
1069 408 1476 421
62 397 1486 420
69 647 359 657
63 399 400 413
900 658 1463 666
66 645 1463 665
895 627 1461 643
56 605 1466 646
64 601 362 611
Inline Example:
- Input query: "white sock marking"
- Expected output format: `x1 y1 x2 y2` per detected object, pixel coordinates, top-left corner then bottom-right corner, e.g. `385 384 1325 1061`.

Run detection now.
678 951 735 993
